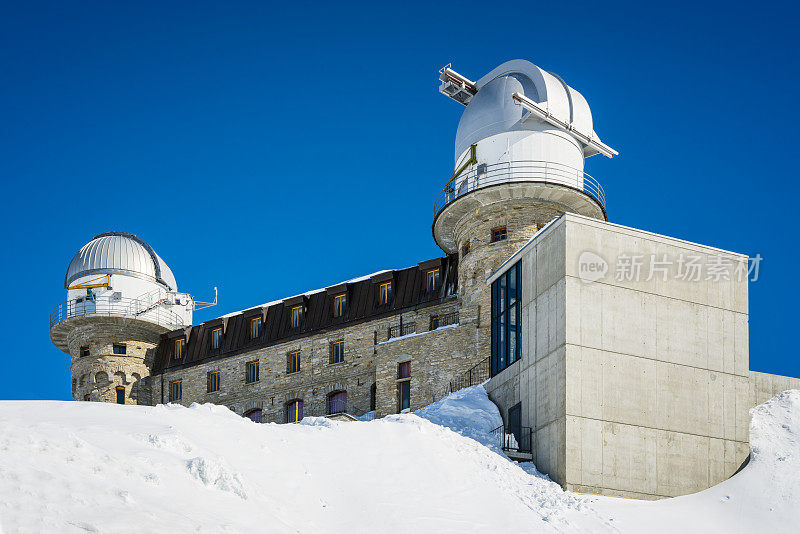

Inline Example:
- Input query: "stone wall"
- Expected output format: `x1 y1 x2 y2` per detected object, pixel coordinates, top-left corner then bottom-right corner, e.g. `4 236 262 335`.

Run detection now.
374 304 478 417
66 317 165 405
152 299 479 421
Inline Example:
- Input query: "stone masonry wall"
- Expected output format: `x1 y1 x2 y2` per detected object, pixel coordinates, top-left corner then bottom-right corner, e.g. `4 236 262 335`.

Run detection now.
152 299 476 421
454 200 573 360
374 301 478 417
67 318 164 405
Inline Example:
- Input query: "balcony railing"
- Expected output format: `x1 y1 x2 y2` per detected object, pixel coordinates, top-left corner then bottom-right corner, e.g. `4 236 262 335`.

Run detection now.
50 295 186 331
449 356 490 393
434 160 606 219
491 425 533 454
388 320 416 340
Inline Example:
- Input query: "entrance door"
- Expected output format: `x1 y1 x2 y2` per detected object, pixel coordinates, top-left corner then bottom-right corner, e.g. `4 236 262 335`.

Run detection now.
507 403 522 451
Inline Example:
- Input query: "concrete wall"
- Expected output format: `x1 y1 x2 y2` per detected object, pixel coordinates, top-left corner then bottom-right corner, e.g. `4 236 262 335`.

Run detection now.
750 371 800 406
487 213 753 499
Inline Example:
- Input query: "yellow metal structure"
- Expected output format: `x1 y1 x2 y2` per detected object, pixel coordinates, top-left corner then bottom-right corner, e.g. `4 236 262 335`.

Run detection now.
67 274 111 291
444 144 477 187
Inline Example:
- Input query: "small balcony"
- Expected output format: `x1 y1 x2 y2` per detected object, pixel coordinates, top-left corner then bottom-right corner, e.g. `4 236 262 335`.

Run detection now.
433 160 606 221
491 424 533 461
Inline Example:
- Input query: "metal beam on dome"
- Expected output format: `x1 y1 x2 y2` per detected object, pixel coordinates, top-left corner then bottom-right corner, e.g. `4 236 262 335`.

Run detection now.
67 274 111 291
438 65 477 106
512 92 618 159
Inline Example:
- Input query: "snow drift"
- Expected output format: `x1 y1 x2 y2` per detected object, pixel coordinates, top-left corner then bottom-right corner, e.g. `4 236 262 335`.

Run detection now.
0 387 797 533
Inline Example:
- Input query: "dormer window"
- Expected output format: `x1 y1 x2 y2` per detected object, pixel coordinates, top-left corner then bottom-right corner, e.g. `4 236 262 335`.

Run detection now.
333 294 346 318
426 268 440 293
174 338 185 359
290 305 304 328
113 344 127 355
462 241 471 256
379 282 392 306
211 327 223 350
250 316 262 339
80 346 90 357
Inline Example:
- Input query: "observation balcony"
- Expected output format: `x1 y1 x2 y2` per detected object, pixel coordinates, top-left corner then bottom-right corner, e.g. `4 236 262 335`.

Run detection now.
49 294 188 352
432 160 607 253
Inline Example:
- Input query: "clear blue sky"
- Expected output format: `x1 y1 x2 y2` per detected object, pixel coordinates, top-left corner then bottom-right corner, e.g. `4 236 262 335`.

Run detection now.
2 1 798 400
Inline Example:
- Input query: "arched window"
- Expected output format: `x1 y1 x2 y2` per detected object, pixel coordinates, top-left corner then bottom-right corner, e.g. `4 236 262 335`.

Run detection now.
328 391 347 415
244 409 262 423
286 400 304 423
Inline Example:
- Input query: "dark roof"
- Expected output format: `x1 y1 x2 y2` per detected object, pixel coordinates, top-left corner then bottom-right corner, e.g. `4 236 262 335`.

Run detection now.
152 255 458 374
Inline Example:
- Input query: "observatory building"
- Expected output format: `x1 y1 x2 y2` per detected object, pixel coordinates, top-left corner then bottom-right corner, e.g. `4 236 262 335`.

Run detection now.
51 59 800 500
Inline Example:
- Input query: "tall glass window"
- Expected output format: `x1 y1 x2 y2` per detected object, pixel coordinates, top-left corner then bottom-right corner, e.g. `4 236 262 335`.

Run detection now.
491 260 522 376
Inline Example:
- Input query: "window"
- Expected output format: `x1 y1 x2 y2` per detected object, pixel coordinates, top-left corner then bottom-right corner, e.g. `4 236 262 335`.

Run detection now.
113 344 127 355
115 386 125 405
211 327 223 350
491 226 507 242
250 317 262 339
426 268 440 293
246 360 260 383
286 400 304 423
169 380 182 402
80 346 90 357
491 259 522 376
330 340 344 364
378 282 392 305
399 382 411 412
287 351 301 374
245 409 262 423
430 315 440 330
462 241 471 256
291 305 304 328
207 371 220 393
333 293 346 318
174 338 185 359
328 391 347 414
397 361 411 412
398 361 411 379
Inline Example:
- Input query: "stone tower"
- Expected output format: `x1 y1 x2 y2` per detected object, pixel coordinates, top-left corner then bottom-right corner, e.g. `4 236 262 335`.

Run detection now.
50 232 194 404
433 60 616 349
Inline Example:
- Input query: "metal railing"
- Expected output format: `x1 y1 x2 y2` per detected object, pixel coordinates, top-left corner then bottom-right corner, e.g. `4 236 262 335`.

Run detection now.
50 294 186 330
434 160 606 219
491 425 533 454
432 310 458 330
388 320 416 340
449 356 490 393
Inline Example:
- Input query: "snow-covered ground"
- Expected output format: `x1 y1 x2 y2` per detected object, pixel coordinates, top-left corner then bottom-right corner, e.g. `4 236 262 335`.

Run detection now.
0 386 797 533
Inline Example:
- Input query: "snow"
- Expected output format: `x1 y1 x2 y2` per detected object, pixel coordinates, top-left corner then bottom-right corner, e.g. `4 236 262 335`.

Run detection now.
378 323 459 345
0 388 798 533
220 269 393 319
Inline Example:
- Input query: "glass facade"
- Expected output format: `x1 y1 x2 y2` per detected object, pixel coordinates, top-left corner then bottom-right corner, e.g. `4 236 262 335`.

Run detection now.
491 259 522 376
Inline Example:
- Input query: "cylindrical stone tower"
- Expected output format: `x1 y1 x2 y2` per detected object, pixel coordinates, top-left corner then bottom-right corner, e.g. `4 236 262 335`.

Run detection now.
50 232 194 404
433 59 616 347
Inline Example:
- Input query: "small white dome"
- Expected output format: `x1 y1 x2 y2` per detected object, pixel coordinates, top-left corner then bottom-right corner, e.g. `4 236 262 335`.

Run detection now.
64 232 177 291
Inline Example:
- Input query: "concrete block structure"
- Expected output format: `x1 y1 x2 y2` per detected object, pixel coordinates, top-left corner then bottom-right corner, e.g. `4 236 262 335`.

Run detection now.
50 59 800 500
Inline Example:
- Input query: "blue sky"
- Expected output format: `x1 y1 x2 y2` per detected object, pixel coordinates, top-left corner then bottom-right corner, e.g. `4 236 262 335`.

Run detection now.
1 1 798 400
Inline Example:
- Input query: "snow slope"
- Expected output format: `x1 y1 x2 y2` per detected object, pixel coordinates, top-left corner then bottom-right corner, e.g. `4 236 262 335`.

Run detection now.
0 387 797 533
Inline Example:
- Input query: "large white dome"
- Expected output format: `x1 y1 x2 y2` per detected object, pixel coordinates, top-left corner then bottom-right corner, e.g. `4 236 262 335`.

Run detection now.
64 232 177 291
454 59 597 160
